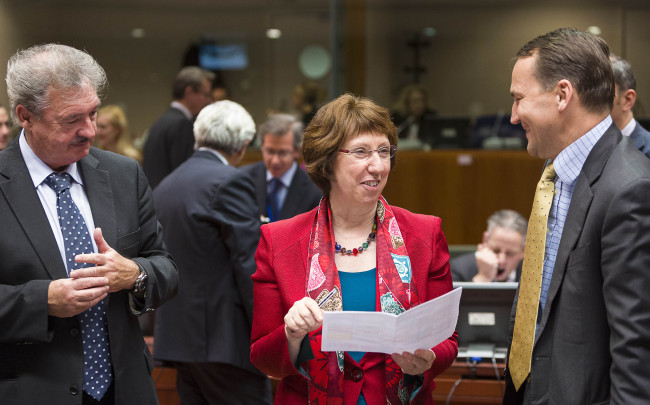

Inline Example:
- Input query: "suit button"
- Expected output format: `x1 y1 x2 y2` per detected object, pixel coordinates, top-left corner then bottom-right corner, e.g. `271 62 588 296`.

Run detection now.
69 386 79 395
351 369 363 382
70 328 79 337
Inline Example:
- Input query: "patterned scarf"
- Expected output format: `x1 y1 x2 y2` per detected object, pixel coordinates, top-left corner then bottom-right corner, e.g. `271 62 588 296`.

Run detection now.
304 196 421 404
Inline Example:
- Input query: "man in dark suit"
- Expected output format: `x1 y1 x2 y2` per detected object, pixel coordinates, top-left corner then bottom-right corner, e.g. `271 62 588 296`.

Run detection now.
0 44 178 405
241 113 321 223
610 54 650 159
504 28 650 404
143 66 214 189
153 100 272 404
451 209 525 282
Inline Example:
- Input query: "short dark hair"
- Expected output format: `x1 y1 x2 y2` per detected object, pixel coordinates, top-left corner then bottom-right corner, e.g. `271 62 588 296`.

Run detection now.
259 113 302 150
516 27 614 114
610 54 636 92
172 66 215 100
302 94 398 195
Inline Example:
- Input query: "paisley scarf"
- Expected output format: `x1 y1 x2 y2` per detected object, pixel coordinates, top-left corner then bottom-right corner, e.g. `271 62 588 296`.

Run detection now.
304 195 421 404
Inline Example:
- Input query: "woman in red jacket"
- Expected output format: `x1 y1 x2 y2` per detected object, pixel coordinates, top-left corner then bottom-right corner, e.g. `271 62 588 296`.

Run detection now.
250 94 458 404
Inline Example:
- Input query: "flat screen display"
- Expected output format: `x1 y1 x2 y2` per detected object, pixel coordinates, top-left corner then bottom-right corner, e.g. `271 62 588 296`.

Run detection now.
199 43 248 70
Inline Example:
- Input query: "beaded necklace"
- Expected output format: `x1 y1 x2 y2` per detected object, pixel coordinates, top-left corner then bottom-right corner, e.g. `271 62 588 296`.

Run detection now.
334 220 377 255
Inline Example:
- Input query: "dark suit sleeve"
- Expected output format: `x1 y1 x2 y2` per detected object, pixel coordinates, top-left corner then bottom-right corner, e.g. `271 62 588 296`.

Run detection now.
210 170 260 324
130 163 179 313
0 280 51 343
601 177 650 403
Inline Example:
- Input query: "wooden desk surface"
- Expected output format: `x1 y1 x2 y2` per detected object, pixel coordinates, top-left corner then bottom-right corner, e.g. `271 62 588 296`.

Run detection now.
433 360 506 405
241 148 544 244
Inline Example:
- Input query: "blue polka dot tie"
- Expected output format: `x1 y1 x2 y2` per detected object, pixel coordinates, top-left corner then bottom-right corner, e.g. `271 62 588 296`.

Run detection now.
45 172 113 401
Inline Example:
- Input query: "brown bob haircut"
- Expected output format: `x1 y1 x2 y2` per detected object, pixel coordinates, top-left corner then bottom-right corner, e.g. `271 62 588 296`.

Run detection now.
515 27 614 115
302 93 398 195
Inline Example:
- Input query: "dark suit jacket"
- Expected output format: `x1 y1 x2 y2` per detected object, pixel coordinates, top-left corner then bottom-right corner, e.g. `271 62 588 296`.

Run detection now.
450 252 522 282
630 119 650 159
153 150 262 375
240 161 322 221
0 141 178 405
250 205 458 404
143 107 195 189
503 125 650 404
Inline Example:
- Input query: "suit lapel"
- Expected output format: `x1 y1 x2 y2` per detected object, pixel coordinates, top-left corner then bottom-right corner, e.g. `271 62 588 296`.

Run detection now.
535 124 619 339
78 151 117 249
248 162 267 217
0 142 67 280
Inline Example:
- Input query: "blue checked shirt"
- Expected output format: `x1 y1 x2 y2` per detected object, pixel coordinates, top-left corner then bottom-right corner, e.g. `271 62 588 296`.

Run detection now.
538 116 612 314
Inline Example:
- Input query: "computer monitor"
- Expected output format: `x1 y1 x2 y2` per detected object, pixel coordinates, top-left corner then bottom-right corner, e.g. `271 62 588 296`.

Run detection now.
420 116 472 149
453 281 518 359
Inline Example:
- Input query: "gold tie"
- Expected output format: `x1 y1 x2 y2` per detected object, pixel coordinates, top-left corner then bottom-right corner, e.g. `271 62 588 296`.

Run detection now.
508 162 556 390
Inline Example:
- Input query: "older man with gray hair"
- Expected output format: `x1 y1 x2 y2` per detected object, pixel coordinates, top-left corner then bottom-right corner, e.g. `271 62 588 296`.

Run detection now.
153 101 272 405
0 43 178 405
451 209 526 282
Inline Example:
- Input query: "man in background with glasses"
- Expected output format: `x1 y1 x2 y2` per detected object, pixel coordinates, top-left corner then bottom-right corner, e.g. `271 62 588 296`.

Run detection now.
242 113 321 223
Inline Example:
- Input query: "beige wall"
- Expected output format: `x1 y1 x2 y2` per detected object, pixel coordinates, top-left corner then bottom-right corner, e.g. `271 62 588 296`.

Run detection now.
2 1 650 139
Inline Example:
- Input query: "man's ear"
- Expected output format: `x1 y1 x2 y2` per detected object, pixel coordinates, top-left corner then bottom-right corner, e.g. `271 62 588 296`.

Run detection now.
15 105 33 129
556 79 573 113
622 88 636 112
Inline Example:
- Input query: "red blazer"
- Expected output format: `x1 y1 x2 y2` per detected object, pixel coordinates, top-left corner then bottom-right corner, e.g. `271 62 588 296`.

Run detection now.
250 205 458 404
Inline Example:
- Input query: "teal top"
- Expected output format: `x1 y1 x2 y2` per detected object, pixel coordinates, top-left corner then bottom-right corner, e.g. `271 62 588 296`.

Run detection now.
338 268 377 405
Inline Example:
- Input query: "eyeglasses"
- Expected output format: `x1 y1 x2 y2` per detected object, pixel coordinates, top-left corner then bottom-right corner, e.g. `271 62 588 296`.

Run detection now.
338 145 397 160
262 147 294 158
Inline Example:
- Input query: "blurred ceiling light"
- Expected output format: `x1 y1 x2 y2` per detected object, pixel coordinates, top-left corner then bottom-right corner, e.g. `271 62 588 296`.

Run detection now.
423 27 437 37
131 28 146 39
587 26 602 35
266 28 282 39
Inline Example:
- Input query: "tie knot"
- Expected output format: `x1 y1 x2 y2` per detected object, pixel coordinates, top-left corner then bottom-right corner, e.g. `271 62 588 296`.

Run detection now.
45 172 73 194
542 162 556 182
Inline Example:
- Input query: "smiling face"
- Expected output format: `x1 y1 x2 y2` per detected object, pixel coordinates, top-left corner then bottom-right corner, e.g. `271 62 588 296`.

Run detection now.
329 132 391 208
510 54 562 159
19 85 99 171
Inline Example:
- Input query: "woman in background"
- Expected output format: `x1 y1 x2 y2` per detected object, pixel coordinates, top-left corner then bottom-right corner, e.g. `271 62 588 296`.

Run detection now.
96 105 142 164
251 93 457 404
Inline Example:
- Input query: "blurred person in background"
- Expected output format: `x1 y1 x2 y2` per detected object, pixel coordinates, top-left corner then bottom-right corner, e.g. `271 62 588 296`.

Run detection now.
95 105 142 164
451 209 526 282
0 104 11 150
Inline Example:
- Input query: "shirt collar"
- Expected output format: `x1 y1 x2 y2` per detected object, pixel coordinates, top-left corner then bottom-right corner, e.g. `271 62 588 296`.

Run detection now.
197 147 229 166
621 118 636 137
171 101 193 120
19 130 83 188
553 115 612 185
266 161 297 188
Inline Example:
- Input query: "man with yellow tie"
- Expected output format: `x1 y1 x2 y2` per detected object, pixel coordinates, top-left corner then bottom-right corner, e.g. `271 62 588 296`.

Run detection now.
503 28 650 404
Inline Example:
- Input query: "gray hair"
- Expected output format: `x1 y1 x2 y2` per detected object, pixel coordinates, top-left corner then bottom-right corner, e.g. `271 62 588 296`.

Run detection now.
172 66 215 100
259 113 303 150
610 54 636 92
486 209 527 247
194 100 256 156
5 43 107 123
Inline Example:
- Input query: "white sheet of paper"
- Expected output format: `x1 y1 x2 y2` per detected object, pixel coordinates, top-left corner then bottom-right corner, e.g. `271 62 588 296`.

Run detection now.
321 287 462 354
